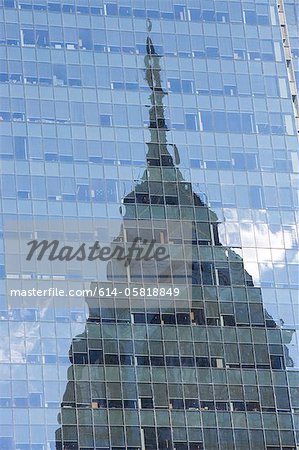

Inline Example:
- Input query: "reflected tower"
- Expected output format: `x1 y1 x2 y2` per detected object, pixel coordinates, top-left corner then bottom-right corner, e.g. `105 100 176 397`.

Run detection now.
56 23 295 450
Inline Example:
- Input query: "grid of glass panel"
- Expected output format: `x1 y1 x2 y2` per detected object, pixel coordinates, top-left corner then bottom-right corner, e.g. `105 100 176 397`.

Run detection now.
284 0 299 92
0 1 298 449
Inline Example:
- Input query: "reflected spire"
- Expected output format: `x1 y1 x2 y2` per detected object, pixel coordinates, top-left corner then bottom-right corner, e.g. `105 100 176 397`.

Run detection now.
123 20 207 210
144 19 181 170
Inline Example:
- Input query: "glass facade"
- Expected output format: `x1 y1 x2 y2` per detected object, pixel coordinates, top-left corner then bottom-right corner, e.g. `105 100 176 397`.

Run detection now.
0 1 298 449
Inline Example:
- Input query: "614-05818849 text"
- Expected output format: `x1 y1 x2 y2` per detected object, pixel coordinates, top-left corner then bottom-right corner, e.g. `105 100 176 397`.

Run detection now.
94 286 180 297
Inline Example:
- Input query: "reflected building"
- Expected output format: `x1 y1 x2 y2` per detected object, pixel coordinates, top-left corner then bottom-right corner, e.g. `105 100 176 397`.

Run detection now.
56 27 296 450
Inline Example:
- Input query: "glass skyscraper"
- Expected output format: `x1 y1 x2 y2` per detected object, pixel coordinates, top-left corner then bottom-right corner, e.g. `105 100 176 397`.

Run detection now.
0 1 298 450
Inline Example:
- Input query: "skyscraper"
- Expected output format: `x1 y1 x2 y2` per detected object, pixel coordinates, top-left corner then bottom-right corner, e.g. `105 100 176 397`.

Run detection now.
0 1 298 450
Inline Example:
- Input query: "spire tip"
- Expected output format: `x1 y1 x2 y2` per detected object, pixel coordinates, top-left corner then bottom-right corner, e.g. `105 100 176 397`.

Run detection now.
146 18 152 32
